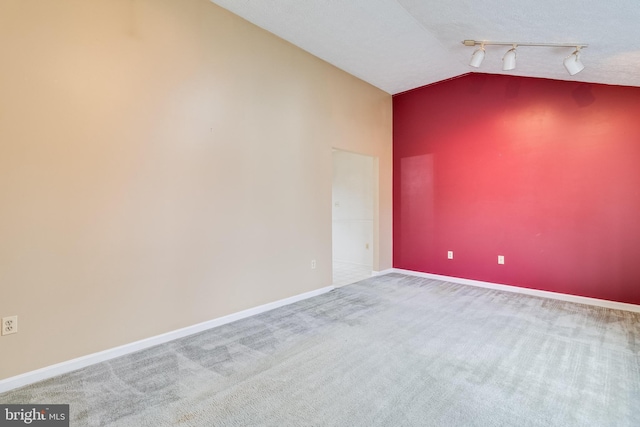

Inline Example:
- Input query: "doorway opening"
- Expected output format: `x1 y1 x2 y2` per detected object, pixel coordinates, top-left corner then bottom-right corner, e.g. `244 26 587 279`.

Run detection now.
332 149 376 286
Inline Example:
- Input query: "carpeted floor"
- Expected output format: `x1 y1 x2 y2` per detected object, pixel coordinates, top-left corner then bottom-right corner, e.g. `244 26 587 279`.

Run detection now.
2 273 639 426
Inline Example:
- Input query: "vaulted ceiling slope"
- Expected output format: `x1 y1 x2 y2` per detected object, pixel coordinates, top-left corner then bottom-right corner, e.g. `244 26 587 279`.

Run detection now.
210 0 640 95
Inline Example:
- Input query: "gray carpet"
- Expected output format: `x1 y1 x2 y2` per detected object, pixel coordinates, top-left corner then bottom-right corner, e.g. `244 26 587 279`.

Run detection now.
2 273 639 426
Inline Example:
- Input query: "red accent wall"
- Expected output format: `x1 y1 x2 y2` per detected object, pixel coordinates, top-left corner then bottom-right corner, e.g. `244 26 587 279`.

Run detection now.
393 73 640 304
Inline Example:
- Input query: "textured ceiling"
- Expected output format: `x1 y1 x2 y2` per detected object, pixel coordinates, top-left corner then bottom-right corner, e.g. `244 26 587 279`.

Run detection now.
209 0 640 95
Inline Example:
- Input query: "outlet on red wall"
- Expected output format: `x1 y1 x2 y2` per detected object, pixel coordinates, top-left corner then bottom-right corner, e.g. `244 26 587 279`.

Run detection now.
393 73 640 305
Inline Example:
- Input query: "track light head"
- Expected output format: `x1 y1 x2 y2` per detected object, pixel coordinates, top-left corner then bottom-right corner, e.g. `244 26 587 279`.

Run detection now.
502 45 517 71
469 45 485 68
564 47 585 75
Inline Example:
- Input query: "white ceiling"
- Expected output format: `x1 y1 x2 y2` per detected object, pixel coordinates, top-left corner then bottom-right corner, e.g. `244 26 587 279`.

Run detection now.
209 0 640 95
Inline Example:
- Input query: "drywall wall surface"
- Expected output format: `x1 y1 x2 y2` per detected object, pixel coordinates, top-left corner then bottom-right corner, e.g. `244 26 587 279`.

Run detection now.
394 73 640 304
0 0 391 380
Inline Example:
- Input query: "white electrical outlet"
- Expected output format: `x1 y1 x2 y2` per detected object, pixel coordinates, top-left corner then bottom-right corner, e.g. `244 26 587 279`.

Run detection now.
498 255 505 265
2 315 18 336
447 251 454 259
311 259 316 269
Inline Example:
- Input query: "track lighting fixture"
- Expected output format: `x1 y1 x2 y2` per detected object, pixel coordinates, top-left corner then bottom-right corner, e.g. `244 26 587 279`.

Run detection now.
462 40 588 75
469 44 485 68
502 45 517 71
563 47 585 75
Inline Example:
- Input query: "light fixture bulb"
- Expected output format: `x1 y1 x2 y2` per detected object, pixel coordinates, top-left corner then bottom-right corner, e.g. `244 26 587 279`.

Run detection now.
564 48 585 75
502 46 517 71
469 46 485 68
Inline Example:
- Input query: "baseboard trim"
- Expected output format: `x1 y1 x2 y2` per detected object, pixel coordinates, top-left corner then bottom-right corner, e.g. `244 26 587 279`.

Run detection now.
0 285 334 394
392 268 640 313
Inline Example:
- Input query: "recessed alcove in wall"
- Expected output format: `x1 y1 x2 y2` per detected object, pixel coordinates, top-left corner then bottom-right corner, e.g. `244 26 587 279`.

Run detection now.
332 149 376 286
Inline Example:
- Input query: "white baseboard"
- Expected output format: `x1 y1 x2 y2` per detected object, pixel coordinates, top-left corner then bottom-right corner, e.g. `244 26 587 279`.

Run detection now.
0 285 334 394
392 268 640 313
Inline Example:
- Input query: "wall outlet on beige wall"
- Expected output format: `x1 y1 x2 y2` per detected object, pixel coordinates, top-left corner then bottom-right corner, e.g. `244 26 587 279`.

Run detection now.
2 315 18 335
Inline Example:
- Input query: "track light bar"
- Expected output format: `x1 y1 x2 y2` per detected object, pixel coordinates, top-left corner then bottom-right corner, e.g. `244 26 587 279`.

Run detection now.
462 40 588 75
462 40 588 49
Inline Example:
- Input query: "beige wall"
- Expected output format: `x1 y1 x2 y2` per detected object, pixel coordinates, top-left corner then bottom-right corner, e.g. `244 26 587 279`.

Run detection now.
0 0 392 380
